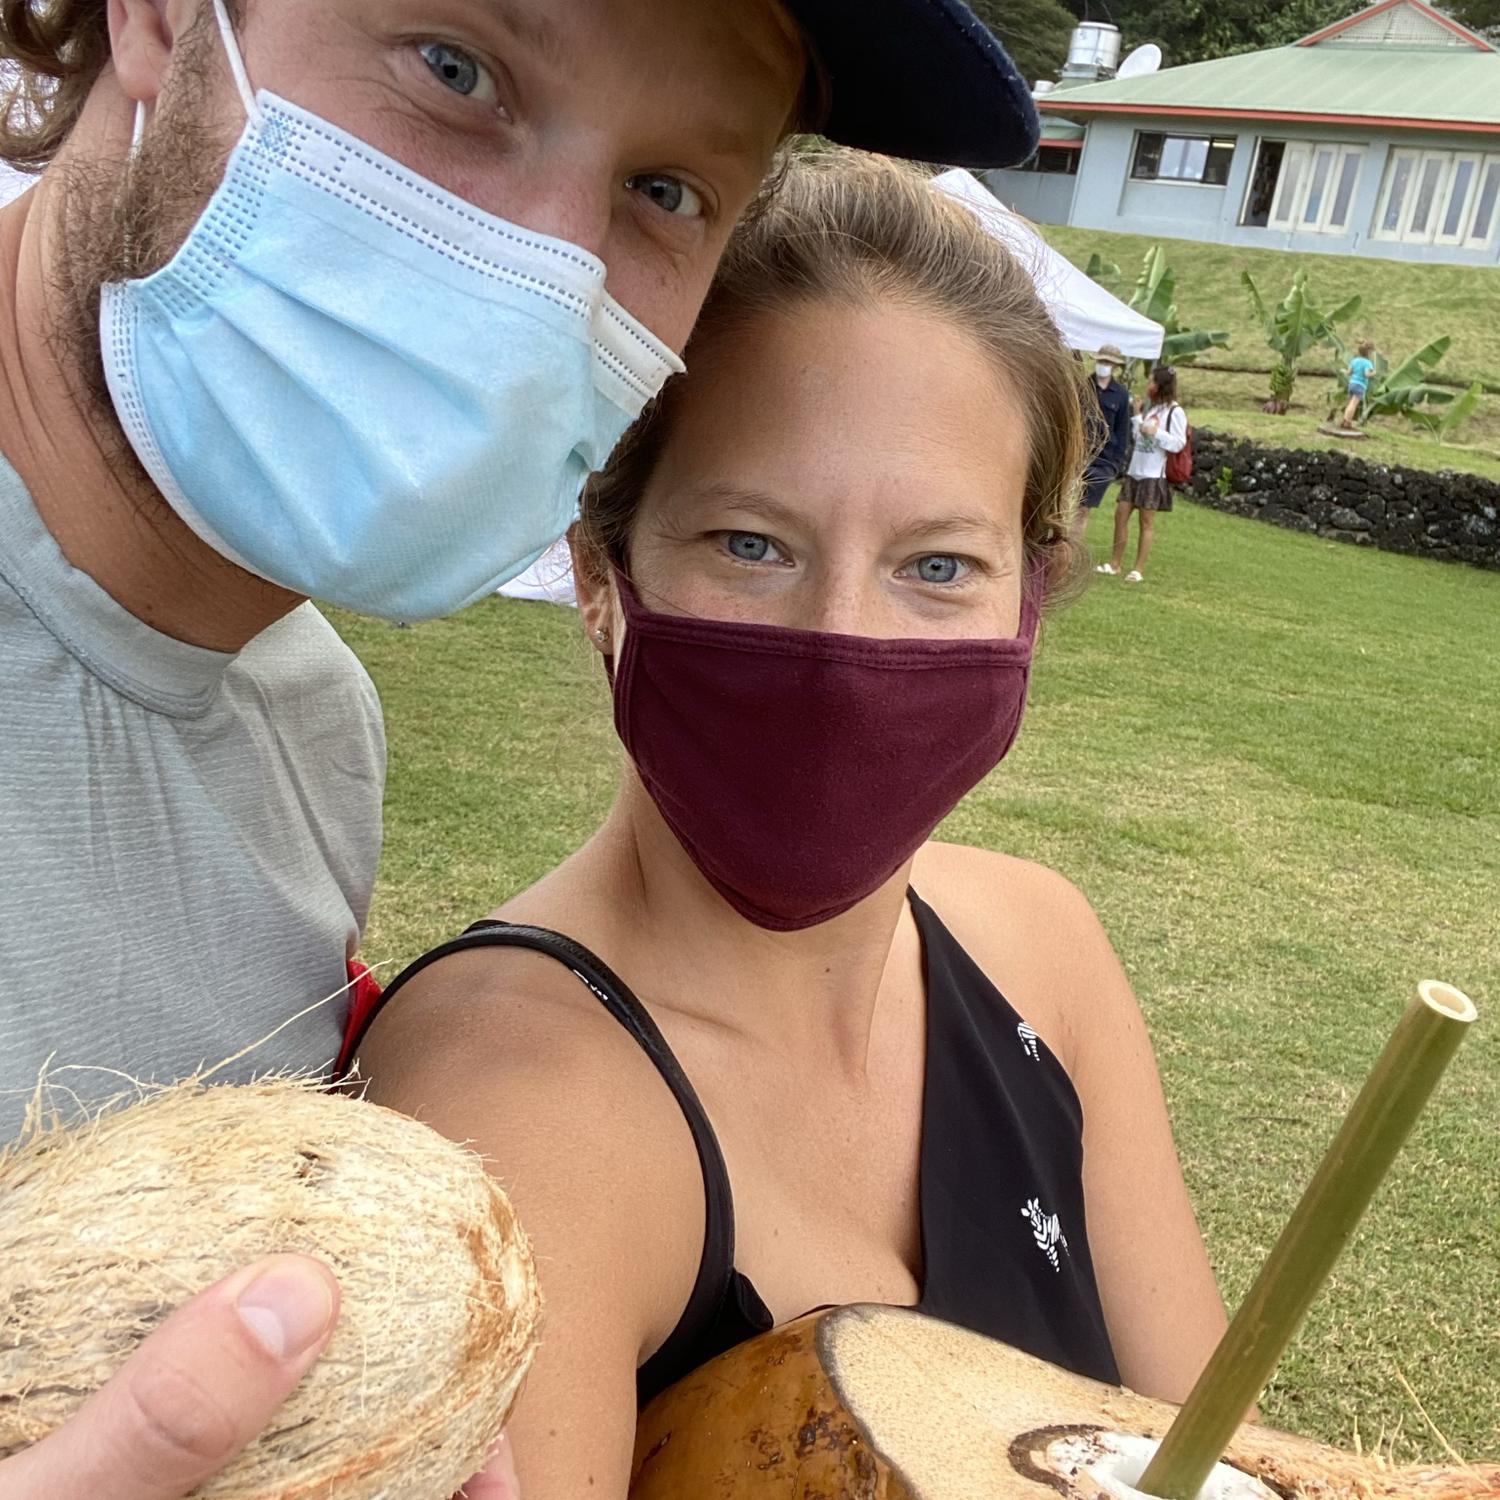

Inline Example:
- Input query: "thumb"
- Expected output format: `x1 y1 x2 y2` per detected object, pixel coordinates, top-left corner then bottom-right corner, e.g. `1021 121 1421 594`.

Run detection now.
455 1432 520 1500
0 1255 339 1500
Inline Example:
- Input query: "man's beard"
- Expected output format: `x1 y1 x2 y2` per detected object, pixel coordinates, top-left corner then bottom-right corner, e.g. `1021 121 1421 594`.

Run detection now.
50 12 235 420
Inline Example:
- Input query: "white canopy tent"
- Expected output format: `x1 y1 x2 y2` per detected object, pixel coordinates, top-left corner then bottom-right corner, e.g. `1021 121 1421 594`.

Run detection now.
930 168 1164 361
494 536 579 607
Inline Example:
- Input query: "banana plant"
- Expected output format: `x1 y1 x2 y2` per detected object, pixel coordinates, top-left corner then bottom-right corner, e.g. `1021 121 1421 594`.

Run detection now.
1084 252 1122 291
1405 380 1485 444
1085 246 1229 382
1243 269 1361 413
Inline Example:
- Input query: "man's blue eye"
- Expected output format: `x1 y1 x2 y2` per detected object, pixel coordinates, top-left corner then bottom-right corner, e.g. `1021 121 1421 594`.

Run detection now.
627 174 705 219
420 41 481 95
915 555 961 584
726 532 771 562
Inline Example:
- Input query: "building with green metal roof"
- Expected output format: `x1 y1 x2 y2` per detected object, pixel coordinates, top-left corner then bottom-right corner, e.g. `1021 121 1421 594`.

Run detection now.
984 0 1500 265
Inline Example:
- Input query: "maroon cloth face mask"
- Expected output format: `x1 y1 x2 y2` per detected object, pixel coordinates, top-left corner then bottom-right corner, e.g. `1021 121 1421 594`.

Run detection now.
609 570 1041 931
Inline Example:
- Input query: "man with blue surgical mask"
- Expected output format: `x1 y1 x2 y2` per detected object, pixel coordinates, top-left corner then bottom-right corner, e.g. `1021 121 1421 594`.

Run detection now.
0 0 1036 1492
1076 343 1132 547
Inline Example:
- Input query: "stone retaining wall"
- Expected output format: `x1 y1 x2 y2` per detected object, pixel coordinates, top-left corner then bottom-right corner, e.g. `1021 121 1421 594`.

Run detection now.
1181 430 1500 570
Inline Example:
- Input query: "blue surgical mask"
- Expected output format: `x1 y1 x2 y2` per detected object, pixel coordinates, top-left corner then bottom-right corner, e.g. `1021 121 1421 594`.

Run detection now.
99 0 682 621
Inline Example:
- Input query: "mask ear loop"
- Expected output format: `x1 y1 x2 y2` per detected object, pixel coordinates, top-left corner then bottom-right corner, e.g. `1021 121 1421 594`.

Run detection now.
118 100 148 264
210 0 264 127
118 0 258 268
127 0 261 149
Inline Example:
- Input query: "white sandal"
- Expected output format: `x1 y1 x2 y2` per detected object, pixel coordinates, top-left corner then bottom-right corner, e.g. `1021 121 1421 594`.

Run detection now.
1095 562 1119 576
1124 570 1144 583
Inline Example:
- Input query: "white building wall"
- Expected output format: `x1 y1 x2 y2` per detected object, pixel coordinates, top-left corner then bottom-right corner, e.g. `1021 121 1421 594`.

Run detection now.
1052 114 1500 267
979 167 1078 224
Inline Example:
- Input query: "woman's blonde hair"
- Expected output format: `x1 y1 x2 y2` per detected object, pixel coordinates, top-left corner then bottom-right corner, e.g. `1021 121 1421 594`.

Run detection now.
578 150 1088 602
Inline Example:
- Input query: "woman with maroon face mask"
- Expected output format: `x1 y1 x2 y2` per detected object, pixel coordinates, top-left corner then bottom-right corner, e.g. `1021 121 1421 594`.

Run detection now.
351 152 1228 1500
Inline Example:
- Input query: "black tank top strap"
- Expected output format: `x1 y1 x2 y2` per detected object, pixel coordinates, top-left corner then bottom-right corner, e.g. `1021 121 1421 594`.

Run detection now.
341 920 737 1404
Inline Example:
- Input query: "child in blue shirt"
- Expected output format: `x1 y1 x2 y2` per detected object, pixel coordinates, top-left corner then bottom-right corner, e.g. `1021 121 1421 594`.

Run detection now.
1342 341 1376 429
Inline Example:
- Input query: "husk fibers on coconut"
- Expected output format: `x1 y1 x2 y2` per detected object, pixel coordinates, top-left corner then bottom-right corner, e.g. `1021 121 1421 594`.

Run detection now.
0 1077 541 1499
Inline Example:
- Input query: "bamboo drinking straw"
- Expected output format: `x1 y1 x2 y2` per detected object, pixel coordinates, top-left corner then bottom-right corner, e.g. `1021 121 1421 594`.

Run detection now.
1138 980 1478 1500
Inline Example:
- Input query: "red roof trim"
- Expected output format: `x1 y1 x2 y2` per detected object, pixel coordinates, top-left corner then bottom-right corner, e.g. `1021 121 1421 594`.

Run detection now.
1039 137 1084 150
1037 98 1500 134
1295 0 1493 52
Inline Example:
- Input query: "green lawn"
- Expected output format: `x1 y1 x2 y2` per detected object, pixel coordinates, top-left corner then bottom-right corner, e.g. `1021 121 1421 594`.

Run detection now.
1040 224 1500 480
331 501 1499 1463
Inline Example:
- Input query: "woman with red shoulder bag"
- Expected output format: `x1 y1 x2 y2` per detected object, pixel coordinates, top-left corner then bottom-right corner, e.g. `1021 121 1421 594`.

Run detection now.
1098 365 1188 584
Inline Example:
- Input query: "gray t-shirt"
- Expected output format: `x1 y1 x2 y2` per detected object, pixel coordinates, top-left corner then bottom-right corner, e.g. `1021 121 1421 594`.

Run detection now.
0 456 385 1138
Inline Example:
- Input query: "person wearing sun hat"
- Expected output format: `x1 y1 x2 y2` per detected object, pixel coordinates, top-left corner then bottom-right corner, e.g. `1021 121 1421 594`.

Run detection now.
1076 344 1133 544
0 0 1039 1492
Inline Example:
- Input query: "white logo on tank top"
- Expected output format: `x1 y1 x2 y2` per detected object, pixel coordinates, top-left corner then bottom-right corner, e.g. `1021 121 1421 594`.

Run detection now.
1017 1020 1041 1060
1021 1197 1070 1272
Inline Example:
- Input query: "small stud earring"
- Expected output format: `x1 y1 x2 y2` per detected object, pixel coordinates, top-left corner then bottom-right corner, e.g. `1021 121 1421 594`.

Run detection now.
594 628 608 643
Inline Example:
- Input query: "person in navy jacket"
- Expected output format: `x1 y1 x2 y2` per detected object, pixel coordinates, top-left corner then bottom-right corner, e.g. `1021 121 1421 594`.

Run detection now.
1076 344 1132 543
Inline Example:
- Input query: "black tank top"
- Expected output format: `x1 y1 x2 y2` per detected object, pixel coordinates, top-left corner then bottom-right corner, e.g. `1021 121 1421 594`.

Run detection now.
347 889 1119 1406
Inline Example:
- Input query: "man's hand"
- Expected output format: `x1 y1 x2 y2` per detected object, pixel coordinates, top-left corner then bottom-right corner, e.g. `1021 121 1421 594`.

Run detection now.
0 1255 338 1500
456 1434 521 1499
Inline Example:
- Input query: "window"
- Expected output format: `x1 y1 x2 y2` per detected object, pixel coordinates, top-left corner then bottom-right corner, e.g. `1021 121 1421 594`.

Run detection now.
1021 145 1080 176
1438 158 1477 240
1131 132 1236 186
1271 148 1307 223
1408 153 1447 238
1330 151 1363 228
1242 139 1364 233
1302 146 1336 226
1374 147 1500 247
1241 140 1285 226
1471 159 1500 247
1379 151 1415 234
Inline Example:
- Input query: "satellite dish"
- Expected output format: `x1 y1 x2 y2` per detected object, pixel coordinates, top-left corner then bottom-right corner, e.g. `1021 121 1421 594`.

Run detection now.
1116 43 1163 79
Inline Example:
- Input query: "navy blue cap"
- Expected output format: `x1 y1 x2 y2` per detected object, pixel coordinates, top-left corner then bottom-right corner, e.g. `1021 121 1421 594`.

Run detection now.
782 0 1040 169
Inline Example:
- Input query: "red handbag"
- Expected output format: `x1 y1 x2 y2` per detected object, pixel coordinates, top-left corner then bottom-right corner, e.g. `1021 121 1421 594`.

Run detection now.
1165 403 1193 486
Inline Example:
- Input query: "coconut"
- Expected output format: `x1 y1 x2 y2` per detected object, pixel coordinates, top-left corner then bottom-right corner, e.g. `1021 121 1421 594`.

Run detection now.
630 1305 1499 1500
0 1078 541 1499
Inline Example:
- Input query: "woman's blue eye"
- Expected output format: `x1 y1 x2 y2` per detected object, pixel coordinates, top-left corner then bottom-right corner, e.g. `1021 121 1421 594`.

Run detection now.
725 532 773 562
913 555 962 584
627 173 705 219
420 41 482 95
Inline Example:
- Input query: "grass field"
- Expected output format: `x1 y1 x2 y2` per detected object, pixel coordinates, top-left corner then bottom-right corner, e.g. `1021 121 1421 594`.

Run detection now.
333 500 1499 1464
1040 225 1500 480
